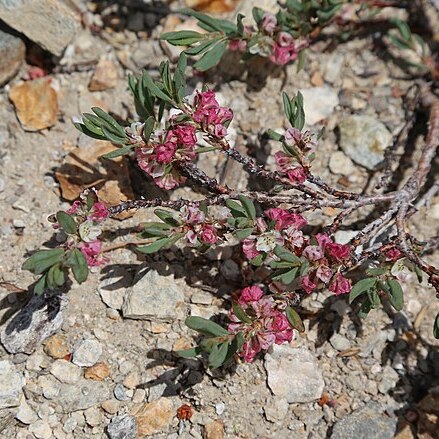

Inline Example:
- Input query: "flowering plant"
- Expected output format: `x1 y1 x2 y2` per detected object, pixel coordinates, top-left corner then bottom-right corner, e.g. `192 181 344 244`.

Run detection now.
22 32 439 367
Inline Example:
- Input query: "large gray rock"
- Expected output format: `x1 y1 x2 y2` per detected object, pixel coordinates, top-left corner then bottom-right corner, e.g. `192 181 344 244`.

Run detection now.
0 29 25 86
331 402 397 439
0 360 24 409
0 0 79 56
1 290 68 354
122 269 186 321
338 115 392 170
264 345 325 403
72 339 103 367
57 379 110 412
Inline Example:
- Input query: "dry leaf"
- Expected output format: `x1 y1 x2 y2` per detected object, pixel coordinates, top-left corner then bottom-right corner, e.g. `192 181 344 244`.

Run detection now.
55 140 134 219
0 282 26 293
185 0 240 13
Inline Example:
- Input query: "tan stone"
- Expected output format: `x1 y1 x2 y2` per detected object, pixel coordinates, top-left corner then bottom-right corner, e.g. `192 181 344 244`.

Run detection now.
123 372 140 390
84 362 111 381
134 398 174 436
89 59 118 91
204 420 224 439
9 78 58 131
44 334 69 359
172 337 192 352
101 399 120 415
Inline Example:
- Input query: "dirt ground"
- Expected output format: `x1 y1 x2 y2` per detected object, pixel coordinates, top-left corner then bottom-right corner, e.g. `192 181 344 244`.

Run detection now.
0 1 438 438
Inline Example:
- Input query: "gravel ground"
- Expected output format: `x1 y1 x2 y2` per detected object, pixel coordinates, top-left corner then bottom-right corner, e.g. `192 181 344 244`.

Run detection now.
0 1 438 438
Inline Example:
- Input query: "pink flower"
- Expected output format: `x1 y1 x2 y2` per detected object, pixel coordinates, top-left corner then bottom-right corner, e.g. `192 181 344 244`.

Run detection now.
239 286 264 304
265 208 306 231
274 151 295 173
199 224 218 244
284 127 303 146
303 245 324 262
277 32 294 47
316 233 332 249
261 13 277 33
329 273 351 295
67 201 82 215
241 339 261 362
173 125 197 147
301 275 317 294
155 142 177 164
183 206 205 225
285 227 305 248
155 172 184 190
229 39 247 52
316 265 333 284
268 312 290 332
326 242 351 262
287 167 307 184
89 202 109 222
384 248 402 261
256 331 276 350
242 238 260 260
79 240 106 267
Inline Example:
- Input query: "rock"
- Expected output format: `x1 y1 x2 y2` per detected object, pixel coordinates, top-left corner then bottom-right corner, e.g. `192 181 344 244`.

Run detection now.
328 151 356 176
1 290 67 354
50 360 82 384
219 259 241 282
330 334 351 351
191 291 213 305
417 390 439 438
204 420 224 439
44 334 70 359
29 420 52 439
16 400 38 424
114 383 130 401
38 375 61 400
107 415 137 439
0 29 25 86
123 372 140 390
98 283 126 310
84 362 111 381
89 59 118 91
264 398 289 422
331 402 397 439
101 399 120 415
301 87 339 126
57 379 110 412
264 345 324 403
122 269 186 321
134 398 174 436
84 406 103 427
0 360 24 409
338 115 392 170
323 52 344 84
72 339 102 367
132 389 146 404
378 365 399 394
0 0 79 56
9 78 58 131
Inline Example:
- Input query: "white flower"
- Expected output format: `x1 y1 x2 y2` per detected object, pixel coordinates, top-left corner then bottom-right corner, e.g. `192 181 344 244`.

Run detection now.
79 220 102 243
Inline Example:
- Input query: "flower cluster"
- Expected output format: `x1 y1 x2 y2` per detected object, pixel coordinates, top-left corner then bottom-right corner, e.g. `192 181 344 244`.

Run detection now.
241 208 352 295
275 128 317 184
66 197 109 267
135 90 233 190
180 206 219 246
228 286 294 362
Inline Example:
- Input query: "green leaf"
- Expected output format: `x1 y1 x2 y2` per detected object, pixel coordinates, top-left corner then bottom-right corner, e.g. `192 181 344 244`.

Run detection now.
101 126 128 145
296 49 306 72
176 346 202 358
238 195 256 220
366 268 387 276
74 122 106 140
349 278 377 304
181 8 237 34
65 248 88 284
390 18 411 42
154 209 180 226
283 92 293 121
225 199 246 217
250 254 265 266
22 249 65 275
47 263 65 288
274 267 299 284
91 107 127 138
224 332 244 363
137 235 181 254
194 40 228 71
286 306 305 332
208 342 229 369
185 316 228 337
234 228 254 240
273 246 301 265
387 279 404 311
141 71 173 104
358 297 373 319
266 129 283 141
293 91 305 130
33 274 48 295
142 222 172 238
56 211 77 235
232 303 252 323
102 145 134 159
160 30 204 44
